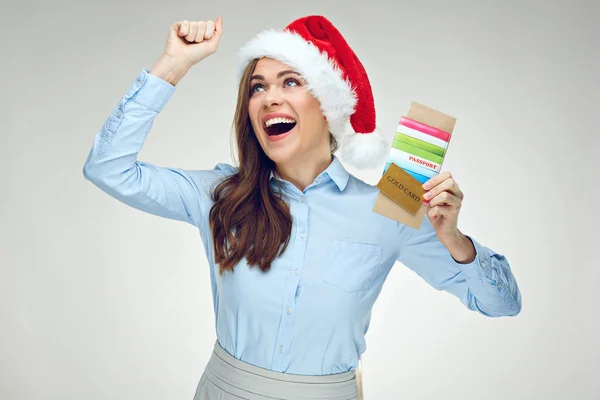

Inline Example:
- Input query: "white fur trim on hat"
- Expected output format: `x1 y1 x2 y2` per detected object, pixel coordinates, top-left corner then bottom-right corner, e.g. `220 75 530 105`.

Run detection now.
237 29 357 141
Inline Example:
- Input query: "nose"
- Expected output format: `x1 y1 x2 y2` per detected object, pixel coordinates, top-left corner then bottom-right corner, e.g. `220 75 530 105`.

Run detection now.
262 86 284 108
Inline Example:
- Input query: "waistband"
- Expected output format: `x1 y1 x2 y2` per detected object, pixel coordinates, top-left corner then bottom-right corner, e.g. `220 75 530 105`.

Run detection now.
205 340 358 399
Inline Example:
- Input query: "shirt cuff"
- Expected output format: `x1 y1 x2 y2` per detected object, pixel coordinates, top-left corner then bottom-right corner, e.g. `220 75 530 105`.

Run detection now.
454 235 497 286
126 68 176 113
457 235 521 313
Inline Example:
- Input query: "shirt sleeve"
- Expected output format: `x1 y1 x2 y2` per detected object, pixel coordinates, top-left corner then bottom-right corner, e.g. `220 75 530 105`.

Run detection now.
396 216 522 317
82 67 234 228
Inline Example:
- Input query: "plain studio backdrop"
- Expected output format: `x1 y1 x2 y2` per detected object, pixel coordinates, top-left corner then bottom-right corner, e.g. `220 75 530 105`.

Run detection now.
1 0 599 399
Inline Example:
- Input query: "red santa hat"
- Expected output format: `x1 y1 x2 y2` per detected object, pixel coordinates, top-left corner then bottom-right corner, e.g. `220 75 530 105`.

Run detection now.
236 15 388 170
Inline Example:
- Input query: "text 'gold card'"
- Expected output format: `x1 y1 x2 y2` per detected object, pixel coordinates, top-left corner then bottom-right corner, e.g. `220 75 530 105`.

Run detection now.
376 163 424 215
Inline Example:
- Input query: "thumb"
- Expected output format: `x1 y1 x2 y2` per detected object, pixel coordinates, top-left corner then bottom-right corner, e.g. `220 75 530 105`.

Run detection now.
214 16 223 41
175 21 189 37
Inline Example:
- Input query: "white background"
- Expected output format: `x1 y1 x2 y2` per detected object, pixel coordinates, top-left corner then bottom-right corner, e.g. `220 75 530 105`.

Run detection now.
1 0 598 399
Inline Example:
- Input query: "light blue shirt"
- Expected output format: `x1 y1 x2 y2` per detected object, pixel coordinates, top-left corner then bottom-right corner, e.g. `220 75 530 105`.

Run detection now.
83 68 522 376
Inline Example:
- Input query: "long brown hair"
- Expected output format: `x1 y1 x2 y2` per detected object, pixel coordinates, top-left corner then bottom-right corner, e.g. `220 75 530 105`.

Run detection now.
209 57 337 275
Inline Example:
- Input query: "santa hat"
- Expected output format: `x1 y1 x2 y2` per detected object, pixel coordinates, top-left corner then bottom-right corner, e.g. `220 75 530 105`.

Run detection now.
236 15 388 170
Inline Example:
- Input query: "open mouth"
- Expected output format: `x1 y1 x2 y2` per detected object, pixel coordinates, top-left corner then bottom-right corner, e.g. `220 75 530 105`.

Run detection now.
264 117 297 136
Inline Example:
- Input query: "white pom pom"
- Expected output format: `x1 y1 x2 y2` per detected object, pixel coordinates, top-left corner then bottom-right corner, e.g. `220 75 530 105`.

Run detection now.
340 127 389 169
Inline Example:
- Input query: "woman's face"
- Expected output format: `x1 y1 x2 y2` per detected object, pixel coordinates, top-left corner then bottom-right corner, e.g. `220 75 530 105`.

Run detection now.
248 57 330 166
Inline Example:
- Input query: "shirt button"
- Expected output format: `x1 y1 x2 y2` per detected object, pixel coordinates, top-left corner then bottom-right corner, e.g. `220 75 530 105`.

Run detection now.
497 282 502 289
116 109 122 117
294 269 300 275
300 232 306 239
300 197 306 203
135 80 142 88
279 346 284 353
286 307 292 314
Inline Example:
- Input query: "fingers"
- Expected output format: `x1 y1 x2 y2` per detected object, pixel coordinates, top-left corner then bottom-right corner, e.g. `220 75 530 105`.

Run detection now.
422 171 449 190
204 20 216 39
427 205 441 220
186 21 198 42
427 190 462 209
427 205 454 221
202 18 222 45
177 20 189 37
194 21 206 42
176 19 220 43
423 172 463 201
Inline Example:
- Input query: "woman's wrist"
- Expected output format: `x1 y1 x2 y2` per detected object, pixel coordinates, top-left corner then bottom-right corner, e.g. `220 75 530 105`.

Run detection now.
149 54 191 86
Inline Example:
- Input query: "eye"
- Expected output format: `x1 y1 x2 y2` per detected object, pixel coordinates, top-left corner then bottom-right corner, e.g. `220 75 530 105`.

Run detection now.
284 78 300 87
250 83 265 94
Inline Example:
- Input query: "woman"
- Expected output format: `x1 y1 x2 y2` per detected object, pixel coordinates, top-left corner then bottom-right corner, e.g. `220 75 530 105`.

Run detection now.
83 15 522 400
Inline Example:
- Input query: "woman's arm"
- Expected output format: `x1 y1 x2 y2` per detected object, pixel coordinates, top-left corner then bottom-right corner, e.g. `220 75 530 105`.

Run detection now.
82 67 230 227
83 19 227 227
396 217 522 317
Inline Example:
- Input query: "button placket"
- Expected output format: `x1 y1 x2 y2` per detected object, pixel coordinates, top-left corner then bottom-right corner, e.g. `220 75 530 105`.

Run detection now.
270 197 309 371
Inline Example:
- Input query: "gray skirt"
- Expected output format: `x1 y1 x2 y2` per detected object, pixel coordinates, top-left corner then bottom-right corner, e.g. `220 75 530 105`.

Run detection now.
193 341 359 400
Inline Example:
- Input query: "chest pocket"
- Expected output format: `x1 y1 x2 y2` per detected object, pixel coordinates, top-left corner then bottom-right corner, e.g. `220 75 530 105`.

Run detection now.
323 240 383 293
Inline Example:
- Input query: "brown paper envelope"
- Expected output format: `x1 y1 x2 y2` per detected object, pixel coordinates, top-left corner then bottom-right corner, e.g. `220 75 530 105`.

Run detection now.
372 101 456 229
407 101 456 133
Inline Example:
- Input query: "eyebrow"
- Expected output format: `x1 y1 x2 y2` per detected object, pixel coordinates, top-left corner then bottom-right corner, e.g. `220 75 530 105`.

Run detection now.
250 70 301 81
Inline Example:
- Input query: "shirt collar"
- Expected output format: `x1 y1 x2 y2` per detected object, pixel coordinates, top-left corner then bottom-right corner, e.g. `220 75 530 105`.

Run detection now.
323 155 350 191
268 155 350 191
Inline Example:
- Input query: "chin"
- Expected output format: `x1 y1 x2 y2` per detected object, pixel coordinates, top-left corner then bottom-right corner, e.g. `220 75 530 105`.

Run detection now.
263 146 298 165
257 126 300 165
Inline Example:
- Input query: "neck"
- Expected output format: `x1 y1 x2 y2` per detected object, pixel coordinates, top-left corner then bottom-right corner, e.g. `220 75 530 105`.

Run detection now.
275 153 333 192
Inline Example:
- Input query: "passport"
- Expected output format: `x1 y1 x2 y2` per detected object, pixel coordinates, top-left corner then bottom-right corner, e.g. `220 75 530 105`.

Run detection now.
372 102 456 229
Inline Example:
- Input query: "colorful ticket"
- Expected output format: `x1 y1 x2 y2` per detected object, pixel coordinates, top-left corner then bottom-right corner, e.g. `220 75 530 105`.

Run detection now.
385 147 440 176
400 116 451 141
394 127 448 156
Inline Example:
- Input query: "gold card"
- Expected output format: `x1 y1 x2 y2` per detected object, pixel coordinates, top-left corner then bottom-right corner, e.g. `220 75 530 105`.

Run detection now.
376 163 424 215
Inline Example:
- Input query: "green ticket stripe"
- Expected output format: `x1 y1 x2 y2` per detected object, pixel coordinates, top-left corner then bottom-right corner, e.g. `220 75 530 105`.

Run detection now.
393 133 446 157
392 141 444 164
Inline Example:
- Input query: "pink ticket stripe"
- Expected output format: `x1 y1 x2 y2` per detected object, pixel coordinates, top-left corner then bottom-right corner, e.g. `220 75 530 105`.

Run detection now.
399 116 451 142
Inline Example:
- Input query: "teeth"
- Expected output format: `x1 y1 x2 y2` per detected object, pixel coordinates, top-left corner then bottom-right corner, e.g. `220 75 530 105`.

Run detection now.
265 117 296 127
